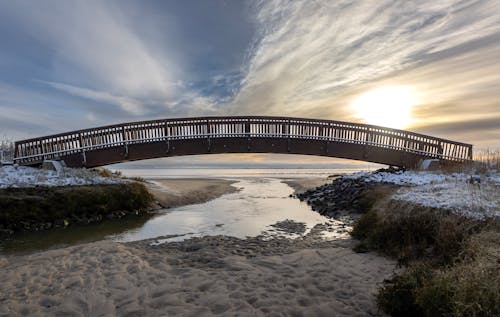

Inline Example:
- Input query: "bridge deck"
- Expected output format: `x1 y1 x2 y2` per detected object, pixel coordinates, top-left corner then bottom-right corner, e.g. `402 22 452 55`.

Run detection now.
14 116 472 168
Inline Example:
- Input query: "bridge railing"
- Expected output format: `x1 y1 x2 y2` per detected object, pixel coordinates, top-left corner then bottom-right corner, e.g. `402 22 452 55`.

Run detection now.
14 116 473 164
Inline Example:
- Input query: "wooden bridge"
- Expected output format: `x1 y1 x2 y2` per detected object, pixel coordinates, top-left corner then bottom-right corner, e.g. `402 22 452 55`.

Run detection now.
14 116 473 168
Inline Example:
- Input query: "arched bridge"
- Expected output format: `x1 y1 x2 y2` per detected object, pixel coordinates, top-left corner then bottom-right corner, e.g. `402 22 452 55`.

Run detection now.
14 116 473 168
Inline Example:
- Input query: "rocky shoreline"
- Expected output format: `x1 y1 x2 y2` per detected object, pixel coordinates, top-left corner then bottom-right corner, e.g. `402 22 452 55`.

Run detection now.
294 168 400 219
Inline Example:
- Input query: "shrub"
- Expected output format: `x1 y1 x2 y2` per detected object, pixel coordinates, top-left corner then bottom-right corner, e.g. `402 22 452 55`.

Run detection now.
0 183 154 231
352 199 483 265
377 263 432 317
357 185 396 212
92 167 122 178
350 187 499 317
377 231 499 317
416 262 499 317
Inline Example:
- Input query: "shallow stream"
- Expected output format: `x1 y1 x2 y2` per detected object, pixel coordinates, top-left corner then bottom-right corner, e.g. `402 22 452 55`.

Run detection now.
0 177 350 255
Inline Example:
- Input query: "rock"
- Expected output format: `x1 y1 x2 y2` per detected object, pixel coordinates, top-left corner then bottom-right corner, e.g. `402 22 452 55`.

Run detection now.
294 173 381 219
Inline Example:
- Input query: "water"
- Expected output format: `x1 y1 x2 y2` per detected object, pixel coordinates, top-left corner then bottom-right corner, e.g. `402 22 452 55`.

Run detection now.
113 178 347 244
0 168 374 255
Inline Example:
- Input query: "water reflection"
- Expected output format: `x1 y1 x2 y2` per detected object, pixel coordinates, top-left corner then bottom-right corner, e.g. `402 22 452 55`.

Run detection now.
1 178 349 255
112 179 344 243
0 214 154 255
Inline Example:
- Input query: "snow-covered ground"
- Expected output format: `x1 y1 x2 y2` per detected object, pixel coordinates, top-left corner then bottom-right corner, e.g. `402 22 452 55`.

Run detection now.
347 170 500 220
346 170 453 185
0 165 121 188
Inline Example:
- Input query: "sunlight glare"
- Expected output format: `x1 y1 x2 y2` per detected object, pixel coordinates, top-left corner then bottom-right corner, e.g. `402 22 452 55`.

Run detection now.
351 86 416 129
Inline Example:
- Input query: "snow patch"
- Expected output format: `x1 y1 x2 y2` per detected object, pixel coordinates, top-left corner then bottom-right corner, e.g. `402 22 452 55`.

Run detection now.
344 170 450 185
393 181 499 220
345 169 500 220
0 165 121 188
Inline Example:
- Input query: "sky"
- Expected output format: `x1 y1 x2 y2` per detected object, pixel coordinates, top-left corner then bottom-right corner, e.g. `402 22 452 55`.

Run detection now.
0 0 499 166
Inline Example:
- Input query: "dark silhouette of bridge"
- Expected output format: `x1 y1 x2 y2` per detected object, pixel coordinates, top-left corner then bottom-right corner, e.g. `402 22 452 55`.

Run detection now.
14 116 472 168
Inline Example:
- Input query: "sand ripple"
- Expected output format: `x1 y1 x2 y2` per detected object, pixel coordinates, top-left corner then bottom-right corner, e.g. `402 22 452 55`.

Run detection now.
0 228 395 316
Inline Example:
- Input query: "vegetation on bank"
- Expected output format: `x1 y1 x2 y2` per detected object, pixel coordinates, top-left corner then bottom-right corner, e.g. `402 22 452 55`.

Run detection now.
0 182 154 233
352 194 499 317
0 139 14 162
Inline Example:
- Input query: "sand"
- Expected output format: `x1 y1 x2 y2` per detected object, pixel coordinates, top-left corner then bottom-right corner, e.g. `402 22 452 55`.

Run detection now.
282 178 332 194
145 178 238 209
0 178 397 316
0 225 396 317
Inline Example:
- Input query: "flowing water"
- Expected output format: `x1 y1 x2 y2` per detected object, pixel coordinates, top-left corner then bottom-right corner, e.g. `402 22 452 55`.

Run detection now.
0 168 374 255
113 178 348 244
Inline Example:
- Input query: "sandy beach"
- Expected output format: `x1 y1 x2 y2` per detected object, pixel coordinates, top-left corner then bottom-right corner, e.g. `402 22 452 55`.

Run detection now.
282 178 333 194
0 177 397 316
0 225 395 317
146 178 238 209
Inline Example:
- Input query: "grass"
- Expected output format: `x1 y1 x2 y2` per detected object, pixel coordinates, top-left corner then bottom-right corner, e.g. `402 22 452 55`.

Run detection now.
352 201 484 265
0 139 14 162
92 167 122 178
0 182 154 232
351 187 499 317
92 167 147 182
375 228 499 317
437 148 499 174
475 149 500 171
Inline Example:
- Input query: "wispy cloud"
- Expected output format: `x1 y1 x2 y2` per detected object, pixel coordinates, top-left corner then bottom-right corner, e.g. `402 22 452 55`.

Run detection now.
0 0 234 118
41 81 145 115
234 0 500 117
27 1 177 99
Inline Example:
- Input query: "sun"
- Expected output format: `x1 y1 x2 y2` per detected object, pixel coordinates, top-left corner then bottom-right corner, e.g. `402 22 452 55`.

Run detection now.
351 86 416 129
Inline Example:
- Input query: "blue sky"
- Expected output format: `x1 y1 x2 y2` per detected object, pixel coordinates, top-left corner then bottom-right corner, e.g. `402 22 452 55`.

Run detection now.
1 0 499 156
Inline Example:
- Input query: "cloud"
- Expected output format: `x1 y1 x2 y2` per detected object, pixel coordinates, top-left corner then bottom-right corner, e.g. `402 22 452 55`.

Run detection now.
233 0 500 117
41 81 145 115
28 1 178 99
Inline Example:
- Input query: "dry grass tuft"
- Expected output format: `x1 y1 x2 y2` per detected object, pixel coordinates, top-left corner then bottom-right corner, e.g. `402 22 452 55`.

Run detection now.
92 167 122 178
474 148 500 171
0 139 14 162
351 188 499 316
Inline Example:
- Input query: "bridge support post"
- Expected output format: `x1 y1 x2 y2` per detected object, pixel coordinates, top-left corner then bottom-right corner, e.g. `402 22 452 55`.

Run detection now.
78 132 86 167
245 120 251 151
286 120 291 152
206 120 211 152
164 121 170 154
121 127 129 159
81 151 87 167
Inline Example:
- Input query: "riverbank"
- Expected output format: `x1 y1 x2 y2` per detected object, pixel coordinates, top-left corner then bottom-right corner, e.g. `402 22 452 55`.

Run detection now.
297 168 500 316
0 164 239 234
0 178 242 255
0 183 154 234
0 223 396 317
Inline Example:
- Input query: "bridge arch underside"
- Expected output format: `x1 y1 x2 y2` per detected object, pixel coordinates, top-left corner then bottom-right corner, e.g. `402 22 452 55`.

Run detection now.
61 137 435 168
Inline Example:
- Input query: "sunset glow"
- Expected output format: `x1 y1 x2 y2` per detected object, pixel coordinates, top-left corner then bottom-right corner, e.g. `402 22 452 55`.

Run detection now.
351 86 417 129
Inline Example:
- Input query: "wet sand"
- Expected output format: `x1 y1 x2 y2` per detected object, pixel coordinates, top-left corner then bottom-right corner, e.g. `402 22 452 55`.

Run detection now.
282 178 332 194
0 225 395 317
146 178 238 209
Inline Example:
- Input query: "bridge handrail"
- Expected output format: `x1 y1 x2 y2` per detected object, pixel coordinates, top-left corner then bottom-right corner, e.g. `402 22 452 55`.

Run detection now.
14 116 473 164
